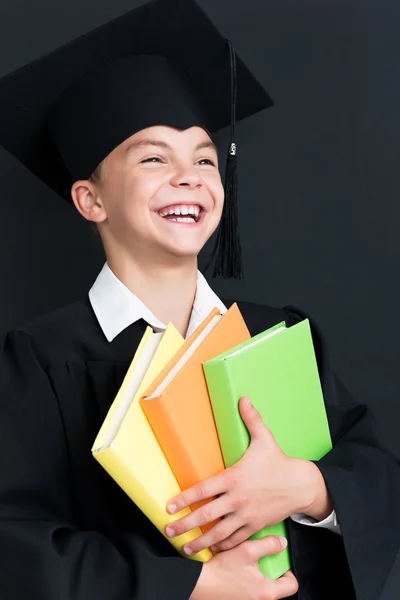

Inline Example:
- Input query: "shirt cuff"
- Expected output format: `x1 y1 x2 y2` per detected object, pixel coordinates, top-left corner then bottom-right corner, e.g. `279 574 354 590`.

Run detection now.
290 509 342 535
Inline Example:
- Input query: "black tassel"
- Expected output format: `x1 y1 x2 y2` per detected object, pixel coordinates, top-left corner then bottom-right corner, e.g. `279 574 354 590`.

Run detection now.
212 143 243 278
205 39 243 280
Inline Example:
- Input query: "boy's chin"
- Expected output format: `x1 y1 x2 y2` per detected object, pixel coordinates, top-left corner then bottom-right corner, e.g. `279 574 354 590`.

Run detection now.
162 243 204 261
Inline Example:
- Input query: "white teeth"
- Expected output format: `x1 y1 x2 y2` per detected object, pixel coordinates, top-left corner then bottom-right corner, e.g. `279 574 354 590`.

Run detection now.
166 217 193 223
158 204 202 218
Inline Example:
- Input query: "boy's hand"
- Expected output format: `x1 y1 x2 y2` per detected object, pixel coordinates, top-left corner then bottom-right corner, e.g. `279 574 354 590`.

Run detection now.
167 397 332 555
189 536 298 600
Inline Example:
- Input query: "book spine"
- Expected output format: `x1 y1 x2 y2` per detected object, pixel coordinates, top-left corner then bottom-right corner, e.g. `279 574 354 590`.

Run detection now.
142 394 224 538
93 446 212 563
142 396 201 487
203 358 249 468
204 358 291 580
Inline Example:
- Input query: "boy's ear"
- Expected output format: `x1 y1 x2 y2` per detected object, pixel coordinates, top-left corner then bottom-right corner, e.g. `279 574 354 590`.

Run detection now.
71 180 107 224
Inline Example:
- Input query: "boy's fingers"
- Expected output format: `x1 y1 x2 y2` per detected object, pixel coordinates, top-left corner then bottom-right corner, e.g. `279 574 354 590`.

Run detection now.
269 570 299 598
241 535 287 562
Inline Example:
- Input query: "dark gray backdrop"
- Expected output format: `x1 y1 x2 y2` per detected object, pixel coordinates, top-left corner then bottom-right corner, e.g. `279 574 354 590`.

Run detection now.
0 0 399 595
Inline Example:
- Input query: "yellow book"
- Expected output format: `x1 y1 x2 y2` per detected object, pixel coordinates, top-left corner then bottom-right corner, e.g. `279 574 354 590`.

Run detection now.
92 324 212 562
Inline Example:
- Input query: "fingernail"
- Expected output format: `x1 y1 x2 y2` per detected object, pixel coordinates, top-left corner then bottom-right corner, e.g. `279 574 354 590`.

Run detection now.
279 536 287 549
244 397 251 409
168 503 177 514
165 526 175 538
184 546 193 556
211 545 218 551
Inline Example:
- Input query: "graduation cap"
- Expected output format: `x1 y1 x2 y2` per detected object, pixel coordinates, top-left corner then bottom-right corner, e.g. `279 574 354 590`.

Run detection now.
0 0 273 279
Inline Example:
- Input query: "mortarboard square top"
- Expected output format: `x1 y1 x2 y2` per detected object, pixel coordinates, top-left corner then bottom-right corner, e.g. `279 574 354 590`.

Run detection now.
0 0 273 202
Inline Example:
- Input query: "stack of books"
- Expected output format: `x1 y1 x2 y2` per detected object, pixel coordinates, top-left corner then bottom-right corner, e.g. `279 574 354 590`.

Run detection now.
91 303 332 579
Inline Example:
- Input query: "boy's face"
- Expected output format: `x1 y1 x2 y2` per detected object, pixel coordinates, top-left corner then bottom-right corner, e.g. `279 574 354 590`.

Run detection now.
75 125 224 264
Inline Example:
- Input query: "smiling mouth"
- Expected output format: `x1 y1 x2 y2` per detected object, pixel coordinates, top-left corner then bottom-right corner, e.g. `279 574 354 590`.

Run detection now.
156 203 203 223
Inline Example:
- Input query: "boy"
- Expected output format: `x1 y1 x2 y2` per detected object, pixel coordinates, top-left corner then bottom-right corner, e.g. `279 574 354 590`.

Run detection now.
0 1 399 598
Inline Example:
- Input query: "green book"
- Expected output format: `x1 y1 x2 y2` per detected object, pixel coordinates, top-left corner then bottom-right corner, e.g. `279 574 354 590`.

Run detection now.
203 318 332 580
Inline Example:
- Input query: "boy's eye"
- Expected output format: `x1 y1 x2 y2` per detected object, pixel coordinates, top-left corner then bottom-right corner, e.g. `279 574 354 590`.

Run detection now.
141 157 162 163
197 158 216 166
140 157 216 166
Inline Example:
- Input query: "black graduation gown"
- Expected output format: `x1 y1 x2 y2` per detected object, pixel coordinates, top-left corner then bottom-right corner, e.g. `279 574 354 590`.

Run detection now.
0 297 398 600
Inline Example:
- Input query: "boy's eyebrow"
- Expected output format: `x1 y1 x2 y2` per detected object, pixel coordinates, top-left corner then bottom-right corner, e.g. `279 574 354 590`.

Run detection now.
125 138 218 154
195 140 218 153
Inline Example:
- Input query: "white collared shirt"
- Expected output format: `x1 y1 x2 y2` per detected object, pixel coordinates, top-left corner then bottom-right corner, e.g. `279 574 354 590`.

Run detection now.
89 262 341 535
89 262 227 342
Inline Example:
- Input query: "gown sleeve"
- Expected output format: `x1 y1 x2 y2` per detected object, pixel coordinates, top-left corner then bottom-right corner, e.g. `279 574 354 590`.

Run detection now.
0 330 202 600
284 306 400 600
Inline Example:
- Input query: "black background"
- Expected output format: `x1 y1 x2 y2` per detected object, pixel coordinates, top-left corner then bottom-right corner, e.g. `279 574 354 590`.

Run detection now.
0 0 399 594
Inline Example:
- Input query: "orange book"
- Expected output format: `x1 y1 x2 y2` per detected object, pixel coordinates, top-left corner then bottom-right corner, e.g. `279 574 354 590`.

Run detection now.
140 303 251 532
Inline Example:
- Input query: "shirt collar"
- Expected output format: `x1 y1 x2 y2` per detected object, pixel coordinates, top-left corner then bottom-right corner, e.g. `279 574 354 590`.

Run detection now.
89 262 227 342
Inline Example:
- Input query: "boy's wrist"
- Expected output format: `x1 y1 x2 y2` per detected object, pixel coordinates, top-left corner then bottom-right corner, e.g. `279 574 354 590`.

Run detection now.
189 562 214 600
